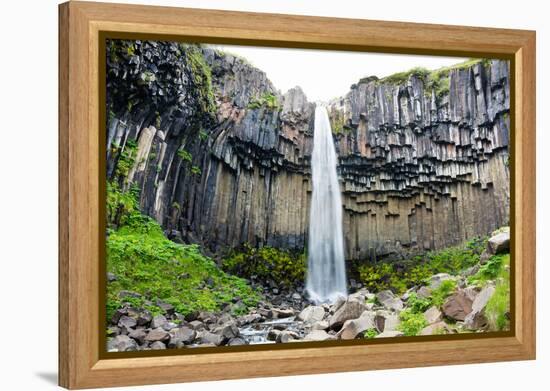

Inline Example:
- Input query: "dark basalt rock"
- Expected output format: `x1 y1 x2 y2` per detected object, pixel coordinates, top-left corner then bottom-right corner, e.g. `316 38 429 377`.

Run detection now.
107 40 509 262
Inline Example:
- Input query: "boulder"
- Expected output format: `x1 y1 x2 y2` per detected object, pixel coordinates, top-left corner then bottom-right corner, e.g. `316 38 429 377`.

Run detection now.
329 300 368 330
137 311 153 326
162 322 179 331
423 306 443 324
304 330 335 341
464 285 496 329
239 313 262 326
374 311 400 332
442 290 473 321
277 330 300 343
488 231 510 254
157 301 175 315
198 331 225 346
107 335 138 352
297 306 325 324
420 321 449 336
145 328 170 342
107 272 117 282
150 341 166 350
463 286 480 302
227 337 247 346
311 320 329 330
189 320 205 330
416 286 432 299
375 330 404 338
214 322 239 340
111 309 127 325
338 311 376 340
118 315 137 330
428 273 454 290
267 329 281 341
375 290 403 312
151 315 168 329
118 290 142 299
169 327 196 346
128 328 147 344
271 308 294 319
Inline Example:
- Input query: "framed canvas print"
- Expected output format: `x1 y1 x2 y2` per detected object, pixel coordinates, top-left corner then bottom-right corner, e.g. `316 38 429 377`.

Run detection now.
58 1 536 389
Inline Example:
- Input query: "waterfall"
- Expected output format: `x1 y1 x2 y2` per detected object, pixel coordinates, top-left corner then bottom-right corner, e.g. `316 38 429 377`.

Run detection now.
306 106 347 303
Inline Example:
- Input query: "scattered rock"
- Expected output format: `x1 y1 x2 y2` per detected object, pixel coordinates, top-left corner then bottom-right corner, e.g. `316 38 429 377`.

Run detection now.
151 315 168 329
488 231 510 255
111 309 127 325
329 300 368 330
375 330 404 338
442 290 473 321
150 341 166 350
107 335 138 352
375 290 403 312
375 311 400 332
338 311 376 340
417 286 432 299
162 322 179 331
145 328 170 342
228 337 247 346
297 306 325 324
267 329 281 341
277 330 300 343
423 306 443 324
118 290 142 299
118 315 137 330
420 321 449 336
137 311 153 326
128 328 147 344
312 320 329 330
271 308 294 319
198 331 225 346
189 320 205 331
107 272 117 282
215 321 239 340
304 330 335 341
428 273 454 290
169 327 196 346
464 285 496 329
157 301 175 315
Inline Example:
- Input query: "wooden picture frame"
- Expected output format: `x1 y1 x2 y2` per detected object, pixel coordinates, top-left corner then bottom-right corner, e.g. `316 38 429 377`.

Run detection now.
59 1 536 389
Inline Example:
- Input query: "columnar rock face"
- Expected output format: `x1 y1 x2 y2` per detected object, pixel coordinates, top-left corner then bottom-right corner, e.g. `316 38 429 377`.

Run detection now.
107 40 510 261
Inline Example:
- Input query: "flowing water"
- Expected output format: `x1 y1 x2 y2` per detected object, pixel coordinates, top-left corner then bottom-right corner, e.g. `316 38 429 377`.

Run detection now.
306 106 348 303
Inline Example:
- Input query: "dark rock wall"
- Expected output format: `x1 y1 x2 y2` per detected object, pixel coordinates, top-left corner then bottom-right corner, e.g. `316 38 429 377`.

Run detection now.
107 40 510 260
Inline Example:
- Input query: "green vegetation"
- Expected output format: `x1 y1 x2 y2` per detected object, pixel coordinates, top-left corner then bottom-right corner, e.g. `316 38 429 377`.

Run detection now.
190 166 202 176
177 148 193 163
363 328 379 339
358 237 485 294
398 309 428 336
379 67 430 85
486 274 510 331
198 129 209 141
182 44 216 115
330 110 349 135
113 140 138 181
247 92 280 110
222 244 306 289
406 292 432 313
106 184 262 321
468 254 509 286
430 280 457 307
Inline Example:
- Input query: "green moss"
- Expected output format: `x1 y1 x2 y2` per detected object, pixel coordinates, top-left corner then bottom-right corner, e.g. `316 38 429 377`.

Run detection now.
198 129 209 141
177 148 193 163
363 328 379 339
222 244 306 289
106 186 262 321
398 309 428 336
190 166 202 176
247 92 280 110
330 110 349 135
182 44 216 115
113 140 138 181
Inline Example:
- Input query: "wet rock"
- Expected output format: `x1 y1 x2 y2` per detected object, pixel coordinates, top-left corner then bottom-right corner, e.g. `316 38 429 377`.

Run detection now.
239 313 262 326
311 320 330 330
189 320 205 331
271 308 294 319
215 321 239 340
277 330 300 343
297 306 325 324
464 285 496 329
198 331 225 346
228 337 247 346
338 311 376 340
267 329 281 341
423 306 443 324
107 335 138 352
442 290 473 321
329 300 368 330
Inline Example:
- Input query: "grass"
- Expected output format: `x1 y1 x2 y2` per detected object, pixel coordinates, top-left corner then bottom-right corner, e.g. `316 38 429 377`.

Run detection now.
106 183 262 321
247 92 280 110
398 309 428 336
430 280 457 307
358 237 485 295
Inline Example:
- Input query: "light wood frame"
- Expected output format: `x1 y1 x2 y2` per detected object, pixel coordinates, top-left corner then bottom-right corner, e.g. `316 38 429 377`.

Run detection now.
59 1 536 389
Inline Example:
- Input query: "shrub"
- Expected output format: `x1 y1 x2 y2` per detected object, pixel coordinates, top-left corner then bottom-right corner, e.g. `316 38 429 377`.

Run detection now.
406 293 432 313
468 254 509 286
431 280 457 307
398 309 428 336
177 148 193 163
247 92 280 110
222 244 306 289
363 328 378 339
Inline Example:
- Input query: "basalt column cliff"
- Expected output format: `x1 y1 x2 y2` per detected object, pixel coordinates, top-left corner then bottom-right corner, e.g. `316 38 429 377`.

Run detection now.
107 41 510 261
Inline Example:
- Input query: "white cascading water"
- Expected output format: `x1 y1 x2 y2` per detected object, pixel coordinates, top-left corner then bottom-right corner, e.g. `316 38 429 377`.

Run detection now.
306 105 348 303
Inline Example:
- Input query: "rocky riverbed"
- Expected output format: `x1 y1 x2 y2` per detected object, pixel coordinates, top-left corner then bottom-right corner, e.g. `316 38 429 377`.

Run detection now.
107 229 510 352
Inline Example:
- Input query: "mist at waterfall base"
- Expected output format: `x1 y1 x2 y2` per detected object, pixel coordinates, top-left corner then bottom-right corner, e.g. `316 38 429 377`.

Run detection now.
306 106 348 304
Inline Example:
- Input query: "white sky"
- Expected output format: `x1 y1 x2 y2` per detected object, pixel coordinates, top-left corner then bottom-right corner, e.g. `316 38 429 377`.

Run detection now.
213 44 468 102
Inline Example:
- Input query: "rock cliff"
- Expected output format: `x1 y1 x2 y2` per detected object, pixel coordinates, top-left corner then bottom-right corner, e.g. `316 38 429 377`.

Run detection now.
106 40 509 261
